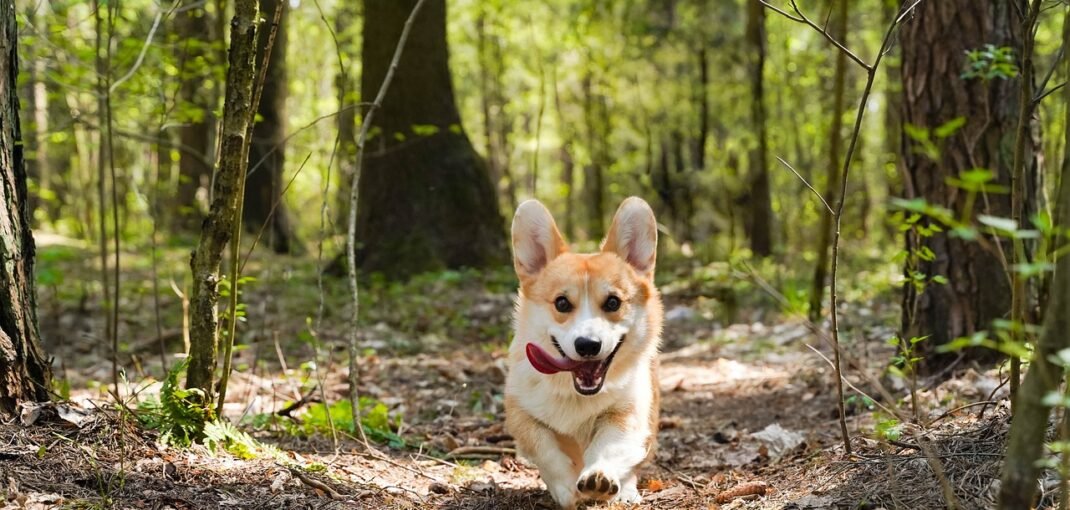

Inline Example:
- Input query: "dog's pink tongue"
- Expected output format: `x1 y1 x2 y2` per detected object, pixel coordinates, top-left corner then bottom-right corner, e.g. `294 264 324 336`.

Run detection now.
526 343 581 374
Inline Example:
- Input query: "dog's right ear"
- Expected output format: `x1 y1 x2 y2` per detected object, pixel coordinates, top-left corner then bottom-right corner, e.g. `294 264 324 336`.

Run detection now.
512 200 567 282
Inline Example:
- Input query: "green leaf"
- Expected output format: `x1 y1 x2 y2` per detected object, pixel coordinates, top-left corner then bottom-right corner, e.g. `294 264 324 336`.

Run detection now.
934 117 966 138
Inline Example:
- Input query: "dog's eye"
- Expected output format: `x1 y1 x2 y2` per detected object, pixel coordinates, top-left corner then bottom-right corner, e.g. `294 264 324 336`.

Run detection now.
554 296 573 313
603 295 621 312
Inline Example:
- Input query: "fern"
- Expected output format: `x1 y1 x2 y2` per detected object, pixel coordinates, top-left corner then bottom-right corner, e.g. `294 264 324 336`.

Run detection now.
137 360 211 446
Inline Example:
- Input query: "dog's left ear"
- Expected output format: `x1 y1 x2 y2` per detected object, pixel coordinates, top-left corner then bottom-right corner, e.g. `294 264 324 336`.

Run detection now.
602 197 657 279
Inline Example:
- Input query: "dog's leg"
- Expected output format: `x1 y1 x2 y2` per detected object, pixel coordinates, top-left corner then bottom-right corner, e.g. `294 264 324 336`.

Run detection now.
506 398 581 509
576 405 654 504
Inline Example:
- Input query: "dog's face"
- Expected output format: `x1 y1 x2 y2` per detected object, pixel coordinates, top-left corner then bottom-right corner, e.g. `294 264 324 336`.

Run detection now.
512 197 660 396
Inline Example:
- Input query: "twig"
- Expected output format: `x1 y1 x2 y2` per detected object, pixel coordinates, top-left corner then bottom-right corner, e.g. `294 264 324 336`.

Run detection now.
929 401 998 425
275 385 320 417
346 0 429 451
354 450 443 482
758 0 871 71
284 465 344 500
109 3 176 93
775 156 833 214
444 446 516 459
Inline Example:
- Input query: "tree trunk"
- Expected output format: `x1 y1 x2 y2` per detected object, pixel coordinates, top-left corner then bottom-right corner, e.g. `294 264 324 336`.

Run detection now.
553 69 575 239
334 1 358 229
243 0 299 254
174 4 217 231
745 0 773 257
998 11 1070 502
581 70 606 240
357 0 506 278
0 0 51 413
186 0 259 396
899 1 1035 368
809 0 849 322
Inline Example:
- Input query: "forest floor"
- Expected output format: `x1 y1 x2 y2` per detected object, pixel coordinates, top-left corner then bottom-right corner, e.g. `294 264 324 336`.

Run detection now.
1 237 1030 509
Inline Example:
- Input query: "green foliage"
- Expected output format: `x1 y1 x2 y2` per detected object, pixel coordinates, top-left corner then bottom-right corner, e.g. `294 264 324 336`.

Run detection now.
136 360 211 447
873 415 903 442
202 419 265 460
249 397 407 449
962 44 1019 81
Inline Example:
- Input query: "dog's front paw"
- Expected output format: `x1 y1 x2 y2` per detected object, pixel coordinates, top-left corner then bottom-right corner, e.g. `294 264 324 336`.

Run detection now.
576 470 619 500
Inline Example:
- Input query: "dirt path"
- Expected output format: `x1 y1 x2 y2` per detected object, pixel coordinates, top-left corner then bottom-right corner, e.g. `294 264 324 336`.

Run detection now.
16 252 1010 509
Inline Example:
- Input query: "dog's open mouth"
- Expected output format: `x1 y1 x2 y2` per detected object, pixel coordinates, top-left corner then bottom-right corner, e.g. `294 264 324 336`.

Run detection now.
525 337 624 396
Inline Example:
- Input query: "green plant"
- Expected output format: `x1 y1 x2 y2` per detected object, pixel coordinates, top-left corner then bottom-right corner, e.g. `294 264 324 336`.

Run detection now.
203 419 265 460
962 44 1019 81
136 360 211 446
888 334 928 421
249 396 407 448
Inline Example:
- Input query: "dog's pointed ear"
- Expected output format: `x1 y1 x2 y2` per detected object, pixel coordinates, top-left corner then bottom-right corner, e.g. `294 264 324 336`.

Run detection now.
512 200 567 281
602 197 657 278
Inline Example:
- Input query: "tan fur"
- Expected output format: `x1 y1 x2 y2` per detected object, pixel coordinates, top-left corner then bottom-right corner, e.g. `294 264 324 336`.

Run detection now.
505 197 663 509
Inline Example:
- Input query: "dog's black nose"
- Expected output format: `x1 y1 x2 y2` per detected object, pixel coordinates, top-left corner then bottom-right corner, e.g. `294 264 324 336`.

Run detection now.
574 337 601 358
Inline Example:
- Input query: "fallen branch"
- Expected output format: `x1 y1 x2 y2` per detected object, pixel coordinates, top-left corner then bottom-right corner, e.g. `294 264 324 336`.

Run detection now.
284 465 344 500
444 445 516 460
275 385 320 418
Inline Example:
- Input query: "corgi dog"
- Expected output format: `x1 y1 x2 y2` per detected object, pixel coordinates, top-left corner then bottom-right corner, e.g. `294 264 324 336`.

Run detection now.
505 197 663 509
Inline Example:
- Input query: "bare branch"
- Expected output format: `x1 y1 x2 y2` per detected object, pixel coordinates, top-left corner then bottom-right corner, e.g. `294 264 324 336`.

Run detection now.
774 156 834 215
758 0 871 71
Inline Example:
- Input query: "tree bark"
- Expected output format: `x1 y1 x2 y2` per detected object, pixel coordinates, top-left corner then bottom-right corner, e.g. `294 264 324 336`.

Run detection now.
186 0 259 396
356 0 506 278
745 0 773 257
899 1 1036 368
243 0 299 254
174 3 217 231
809 0 849 322
0 0 51 413
998 10 1070 503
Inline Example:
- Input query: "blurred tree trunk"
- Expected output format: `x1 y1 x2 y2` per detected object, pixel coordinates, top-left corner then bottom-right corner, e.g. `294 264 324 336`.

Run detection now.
899 1 1036 368
553 69 575 238
476 7 515 213
672 130 693 241
357 0 506 277
186 0 259 395
243 0 300 254
20 3 48 224
809 0 849 322
582 69 606 240
998 13 1070 500
745 0 773 257
0 0 52 413
174 3 217 231
334 1 358 230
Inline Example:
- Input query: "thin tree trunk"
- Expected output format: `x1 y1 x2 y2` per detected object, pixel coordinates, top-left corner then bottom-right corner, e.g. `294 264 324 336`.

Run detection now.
1007 0 1043 406
582 69 605 240
809 0 849 322
186 0 260 396
0 0 51 412
243 0 299 254
745 0 773 257
998 10 1070 498
334 1 357 229
553 68 575 238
